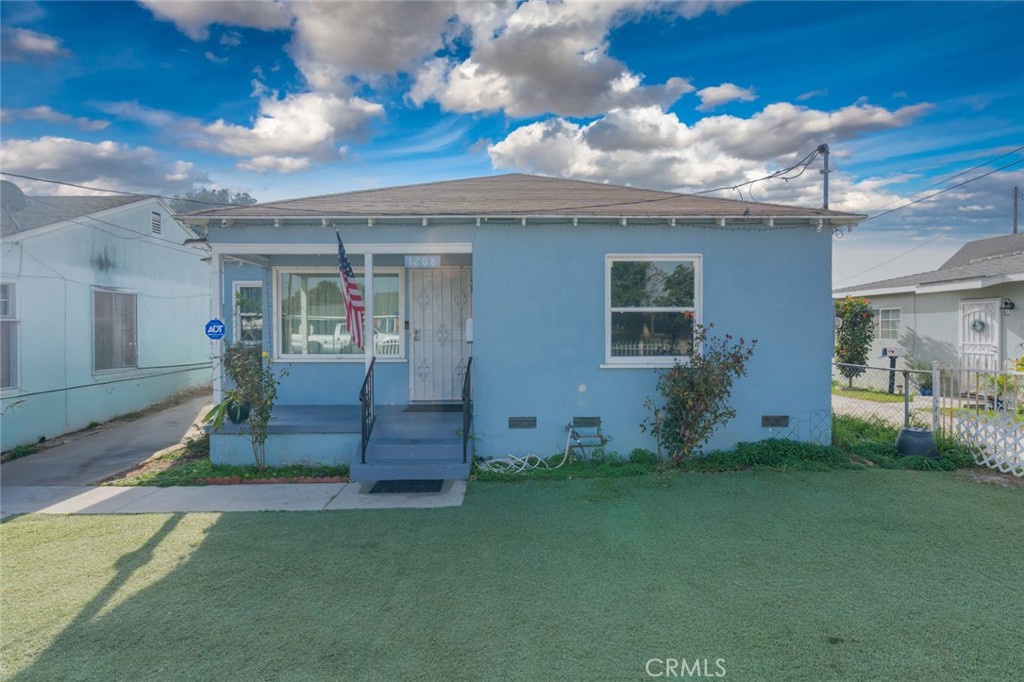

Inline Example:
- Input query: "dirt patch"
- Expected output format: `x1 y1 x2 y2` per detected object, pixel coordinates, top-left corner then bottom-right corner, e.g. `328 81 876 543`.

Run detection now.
201 476 349 485
956 468 1024 488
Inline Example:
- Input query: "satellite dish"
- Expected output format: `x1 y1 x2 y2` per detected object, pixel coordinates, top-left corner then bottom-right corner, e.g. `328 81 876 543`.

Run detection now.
1 180 27 214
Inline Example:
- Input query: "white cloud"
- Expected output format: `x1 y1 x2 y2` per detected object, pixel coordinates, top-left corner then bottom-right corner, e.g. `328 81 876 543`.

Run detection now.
100 91 383 172
696 83 757 111
220 30 242 47
0 136 209 195
140 0 292 40
287 0 459 92
204 51 228 64
236 155 311 173
797 89 828 102
409 0 696 117
0 27 68 61
201 91 383 158
488 99 937 212
0 106 109 131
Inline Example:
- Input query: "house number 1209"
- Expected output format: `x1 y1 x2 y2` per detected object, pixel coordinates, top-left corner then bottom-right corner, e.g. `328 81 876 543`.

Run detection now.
404 256 441 268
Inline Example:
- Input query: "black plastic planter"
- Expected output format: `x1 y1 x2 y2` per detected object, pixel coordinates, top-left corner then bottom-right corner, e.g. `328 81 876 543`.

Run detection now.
896 427 939 459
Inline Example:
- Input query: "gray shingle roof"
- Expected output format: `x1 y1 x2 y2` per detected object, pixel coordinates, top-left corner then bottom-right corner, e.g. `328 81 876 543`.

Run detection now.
186 173 863 221
2 194 150 236
835 233 1024 293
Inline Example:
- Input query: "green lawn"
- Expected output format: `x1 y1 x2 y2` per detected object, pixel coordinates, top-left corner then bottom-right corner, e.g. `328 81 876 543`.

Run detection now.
2 471 1022 681
831 385 909 403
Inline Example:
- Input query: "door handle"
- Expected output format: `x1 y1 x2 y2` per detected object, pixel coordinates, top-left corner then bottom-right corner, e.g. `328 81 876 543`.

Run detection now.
413 329 421 341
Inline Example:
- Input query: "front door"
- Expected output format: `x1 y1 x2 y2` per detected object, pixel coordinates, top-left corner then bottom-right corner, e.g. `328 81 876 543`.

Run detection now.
959 298 1001 370
410 268 472 401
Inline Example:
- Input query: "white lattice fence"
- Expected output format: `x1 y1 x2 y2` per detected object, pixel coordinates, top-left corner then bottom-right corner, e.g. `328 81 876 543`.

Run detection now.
953 410 1024 477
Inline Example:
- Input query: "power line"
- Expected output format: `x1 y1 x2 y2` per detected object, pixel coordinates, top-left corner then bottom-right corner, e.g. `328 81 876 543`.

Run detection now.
833 233 946 286
859 157 1024 224
2 149 829 218
872 145 1024 210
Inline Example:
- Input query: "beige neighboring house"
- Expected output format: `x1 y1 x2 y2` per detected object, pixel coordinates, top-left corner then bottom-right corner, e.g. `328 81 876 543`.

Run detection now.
834 233 1024 371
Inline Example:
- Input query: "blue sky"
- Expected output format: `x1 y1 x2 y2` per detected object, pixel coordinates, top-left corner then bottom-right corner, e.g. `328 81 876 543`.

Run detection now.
1 0 1022 286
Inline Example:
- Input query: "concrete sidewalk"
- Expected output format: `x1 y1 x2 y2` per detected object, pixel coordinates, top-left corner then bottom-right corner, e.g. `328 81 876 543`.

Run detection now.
0 481 466 517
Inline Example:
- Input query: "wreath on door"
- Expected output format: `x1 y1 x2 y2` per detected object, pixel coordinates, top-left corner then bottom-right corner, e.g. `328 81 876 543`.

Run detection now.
970 319 986 333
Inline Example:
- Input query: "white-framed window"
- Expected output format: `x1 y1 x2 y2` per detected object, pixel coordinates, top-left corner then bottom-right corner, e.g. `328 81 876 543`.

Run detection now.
233 281 263 344
274 267 403 360
93 288 138 371
605 255 701 366
874 307 901 340
1 282 17 389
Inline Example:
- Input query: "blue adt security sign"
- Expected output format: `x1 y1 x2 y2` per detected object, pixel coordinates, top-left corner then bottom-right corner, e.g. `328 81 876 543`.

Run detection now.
205 319 226 340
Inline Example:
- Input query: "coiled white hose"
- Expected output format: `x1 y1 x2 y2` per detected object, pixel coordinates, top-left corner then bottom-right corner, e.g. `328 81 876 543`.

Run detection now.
473 431 574 474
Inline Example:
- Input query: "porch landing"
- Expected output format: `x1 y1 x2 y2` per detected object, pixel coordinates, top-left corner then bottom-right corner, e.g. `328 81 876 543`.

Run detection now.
209 405 470 480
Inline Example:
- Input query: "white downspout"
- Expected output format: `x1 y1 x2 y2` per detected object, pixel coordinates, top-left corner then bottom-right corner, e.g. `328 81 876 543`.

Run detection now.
211 249 223 404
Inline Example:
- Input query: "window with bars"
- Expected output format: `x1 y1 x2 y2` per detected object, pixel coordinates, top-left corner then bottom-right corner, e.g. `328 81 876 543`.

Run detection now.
94 288 138 371
233 282 263 344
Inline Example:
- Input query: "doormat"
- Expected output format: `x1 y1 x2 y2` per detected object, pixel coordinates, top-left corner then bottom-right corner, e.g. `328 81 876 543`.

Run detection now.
369 479 445 494
404 404 463 413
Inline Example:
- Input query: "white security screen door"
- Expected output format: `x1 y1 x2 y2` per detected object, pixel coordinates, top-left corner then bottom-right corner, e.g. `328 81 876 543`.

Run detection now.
959 298 1001 370
410 268 472 401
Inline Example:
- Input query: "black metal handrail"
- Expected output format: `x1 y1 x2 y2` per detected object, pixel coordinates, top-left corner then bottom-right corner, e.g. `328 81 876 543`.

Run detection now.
462 357 473 464
359 357 377 464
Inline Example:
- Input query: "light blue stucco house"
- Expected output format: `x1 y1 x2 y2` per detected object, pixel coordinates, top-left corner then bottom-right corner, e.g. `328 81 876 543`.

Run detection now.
186 174 863 479
1 187 212 451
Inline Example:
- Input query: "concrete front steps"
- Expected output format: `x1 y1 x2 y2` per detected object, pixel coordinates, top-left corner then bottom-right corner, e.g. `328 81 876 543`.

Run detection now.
350 405 471 481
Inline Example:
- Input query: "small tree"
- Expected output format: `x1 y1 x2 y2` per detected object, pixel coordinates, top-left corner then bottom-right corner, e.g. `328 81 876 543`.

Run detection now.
834 296 874 388
206 342 286 471
170 187 257 215
643 321 757 463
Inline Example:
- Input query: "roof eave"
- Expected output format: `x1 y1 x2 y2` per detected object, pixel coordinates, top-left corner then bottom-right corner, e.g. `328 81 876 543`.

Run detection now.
187 213 865 228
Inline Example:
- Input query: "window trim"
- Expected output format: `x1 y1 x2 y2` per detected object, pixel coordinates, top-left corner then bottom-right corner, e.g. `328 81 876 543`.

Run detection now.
232 280 264 344
873 307 901 341
92 286 139 373
604 254 703 368
272 266 405 362
1 281 18 391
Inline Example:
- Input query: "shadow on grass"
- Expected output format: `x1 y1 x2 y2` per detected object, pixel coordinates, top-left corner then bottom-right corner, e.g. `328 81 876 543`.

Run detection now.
5 473 1023 682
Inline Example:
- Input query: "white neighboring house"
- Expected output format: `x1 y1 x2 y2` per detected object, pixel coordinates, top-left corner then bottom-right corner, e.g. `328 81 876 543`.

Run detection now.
834 233 1024 371
1 189 211 450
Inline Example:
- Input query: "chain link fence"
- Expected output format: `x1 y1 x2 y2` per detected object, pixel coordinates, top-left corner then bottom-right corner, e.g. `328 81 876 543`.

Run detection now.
831 362 936 429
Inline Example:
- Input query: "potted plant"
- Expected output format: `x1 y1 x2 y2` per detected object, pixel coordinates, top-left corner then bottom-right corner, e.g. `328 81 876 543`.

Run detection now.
908 358 933 396
205 341 286 471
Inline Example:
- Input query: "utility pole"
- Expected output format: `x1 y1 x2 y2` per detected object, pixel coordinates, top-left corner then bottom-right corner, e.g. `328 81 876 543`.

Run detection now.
818 143 831 210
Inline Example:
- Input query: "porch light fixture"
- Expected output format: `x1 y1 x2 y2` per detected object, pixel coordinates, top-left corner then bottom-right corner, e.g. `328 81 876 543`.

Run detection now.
1001 298 1015 315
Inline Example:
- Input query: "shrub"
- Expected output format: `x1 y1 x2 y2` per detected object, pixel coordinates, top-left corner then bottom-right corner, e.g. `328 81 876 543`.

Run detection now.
206 341 287 471
643 322 757 463
835 296 874 387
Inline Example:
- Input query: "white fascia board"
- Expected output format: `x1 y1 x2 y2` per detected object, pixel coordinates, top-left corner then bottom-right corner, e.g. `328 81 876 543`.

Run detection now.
833 285 916 298
195 214 861 228
210 242 473 256
916 276 1007 294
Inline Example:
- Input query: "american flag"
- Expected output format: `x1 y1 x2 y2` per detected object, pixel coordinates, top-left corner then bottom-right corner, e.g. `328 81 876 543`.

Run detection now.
336 231 365 349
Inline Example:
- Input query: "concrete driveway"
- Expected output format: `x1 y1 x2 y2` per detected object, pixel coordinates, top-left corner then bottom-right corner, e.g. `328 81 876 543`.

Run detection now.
0 395 211 487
